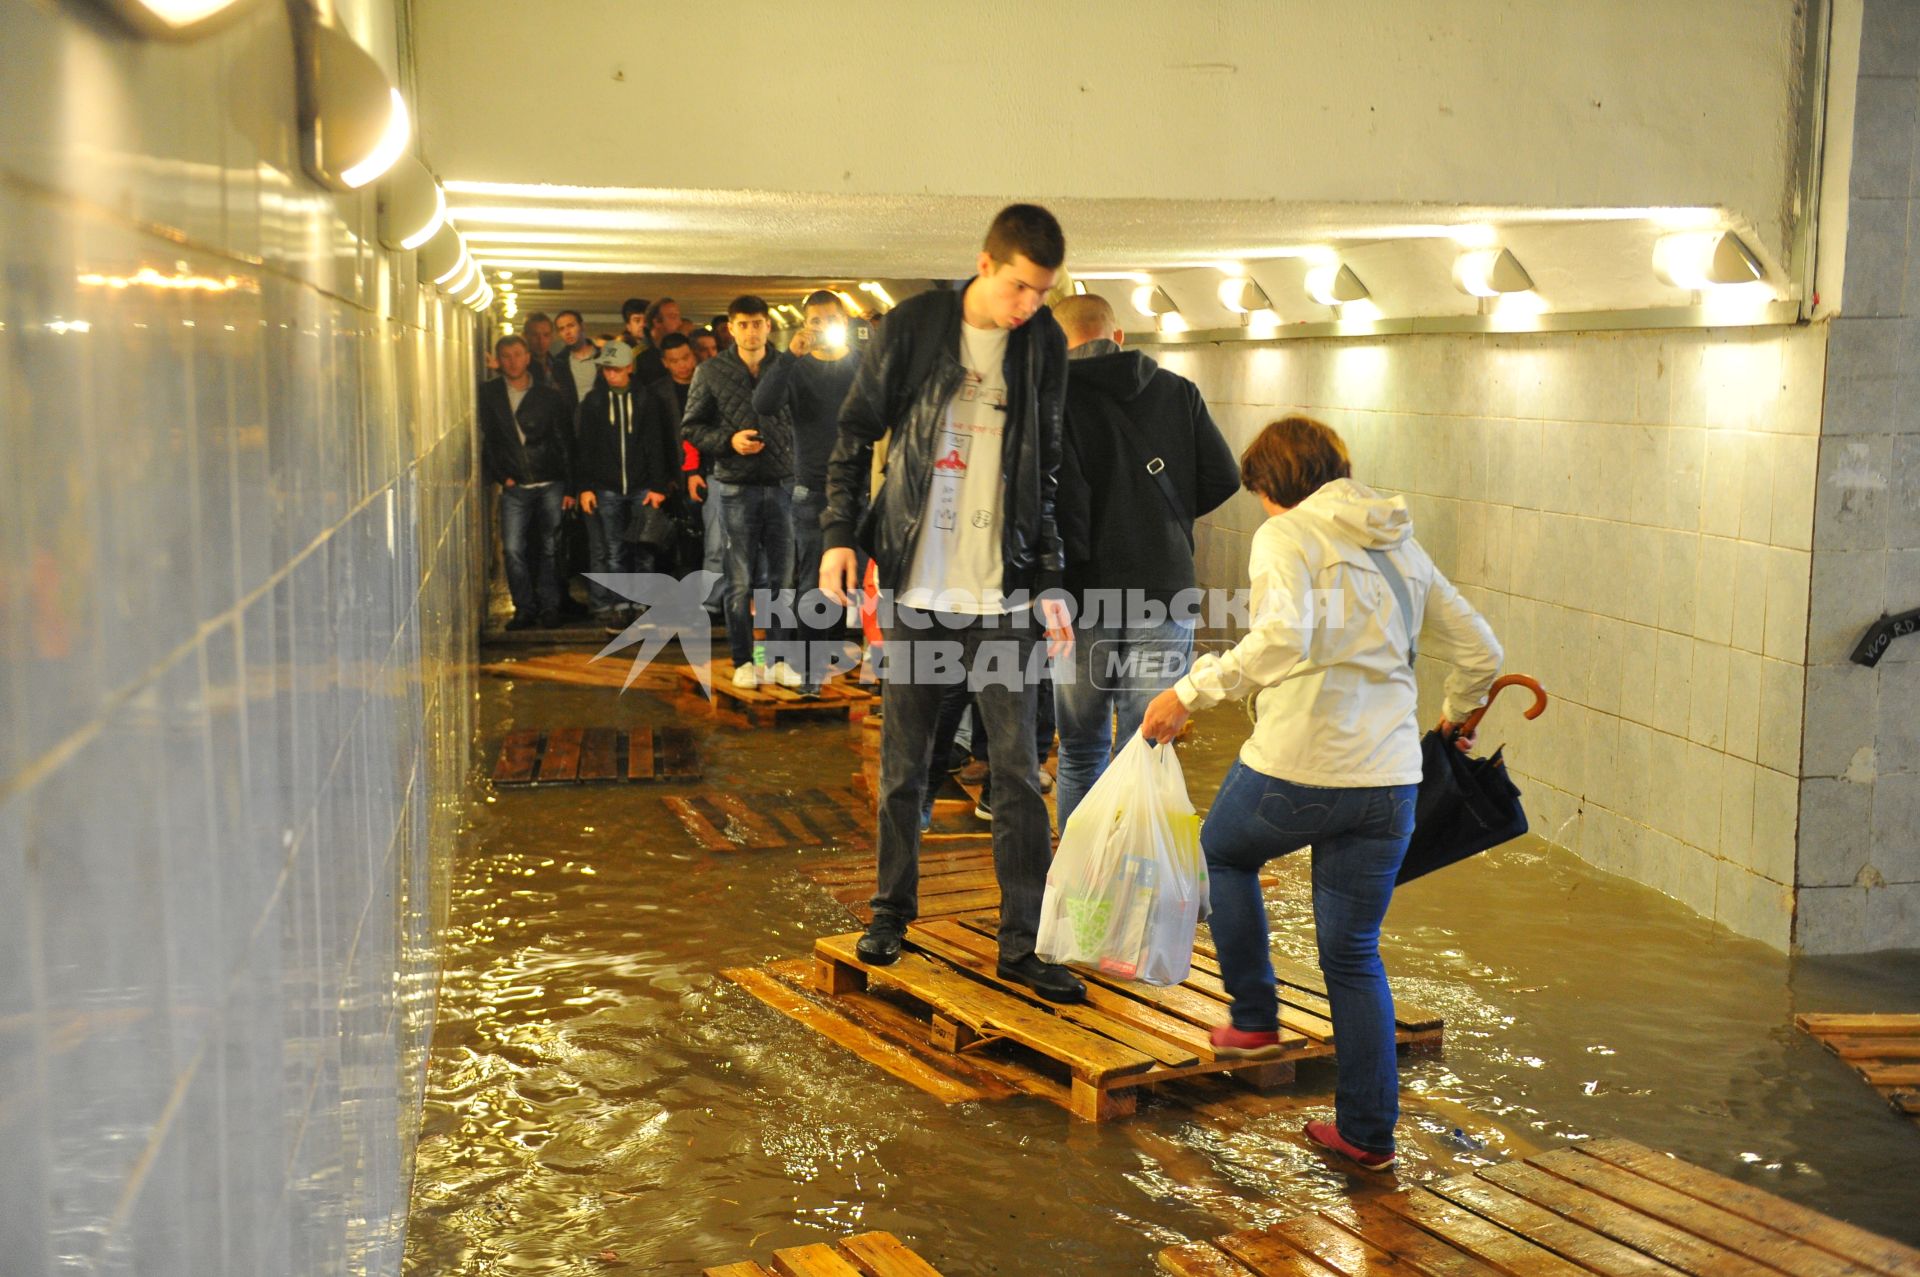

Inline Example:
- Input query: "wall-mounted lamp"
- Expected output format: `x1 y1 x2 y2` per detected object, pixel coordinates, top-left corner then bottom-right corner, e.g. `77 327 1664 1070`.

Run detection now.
1452 248 1535 297
1130 284 1178 317
376 155 445 251
295 15 411 191
1653 232 1763 290
1305 264 1370 307
1217 276 1273 314
1158 312 1190 335
1071 280 1089 296
417 224 463 283
88 0 255 39
441 253 479 299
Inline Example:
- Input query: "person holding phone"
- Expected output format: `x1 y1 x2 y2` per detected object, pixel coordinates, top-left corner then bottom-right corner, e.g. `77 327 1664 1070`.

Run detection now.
682 295 803 689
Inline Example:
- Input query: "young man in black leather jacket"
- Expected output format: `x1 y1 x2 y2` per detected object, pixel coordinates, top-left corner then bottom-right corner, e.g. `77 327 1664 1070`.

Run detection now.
819 205 1083 1003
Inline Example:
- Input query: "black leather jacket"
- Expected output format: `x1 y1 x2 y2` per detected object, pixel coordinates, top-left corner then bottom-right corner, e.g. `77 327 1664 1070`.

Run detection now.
479 377 574 487
823 285 1067 597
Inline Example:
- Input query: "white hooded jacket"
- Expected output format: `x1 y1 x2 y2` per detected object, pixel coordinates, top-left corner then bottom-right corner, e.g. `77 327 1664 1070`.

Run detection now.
1174 479 1502 788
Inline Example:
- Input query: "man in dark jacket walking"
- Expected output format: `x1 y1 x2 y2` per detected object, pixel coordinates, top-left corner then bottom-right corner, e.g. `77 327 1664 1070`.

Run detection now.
480 335 576 630
753 289 863 693
683 294 803 689
1050 294 1241 827
819 204 1082 1003
573 340 679 624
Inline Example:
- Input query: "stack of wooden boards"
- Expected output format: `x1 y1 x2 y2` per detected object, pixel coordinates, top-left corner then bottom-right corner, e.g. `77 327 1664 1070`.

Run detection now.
1161 1137 1920 1276
1796 1012 1920 1127
726 914 1442 1122
491 726 697 785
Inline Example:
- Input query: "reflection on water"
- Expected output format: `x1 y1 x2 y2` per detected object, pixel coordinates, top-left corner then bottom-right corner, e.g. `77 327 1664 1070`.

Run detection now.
404 668 1920 1274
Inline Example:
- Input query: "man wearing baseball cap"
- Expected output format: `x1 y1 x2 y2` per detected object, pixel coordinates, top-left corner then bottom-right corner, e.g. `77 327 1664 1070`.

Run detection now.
574 341 678 625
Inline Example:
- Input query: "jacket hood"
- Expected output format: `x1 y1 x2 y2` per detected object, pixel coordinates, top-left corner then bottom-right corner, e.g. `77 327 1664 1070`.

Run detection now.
1067 347 1158 401
1295 478 1412 551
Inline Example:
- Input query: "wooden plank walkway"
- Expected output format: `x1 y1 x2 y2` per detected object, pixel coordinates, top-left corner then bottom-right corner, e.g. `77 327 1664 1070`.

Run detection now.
678 663 876 727
726 914 1441 1122
480 650 682 693
1797 1013 1920 1126
1160 1137 1920 1276
665 785 869 852
491 726 698 785
702 1229 946 1276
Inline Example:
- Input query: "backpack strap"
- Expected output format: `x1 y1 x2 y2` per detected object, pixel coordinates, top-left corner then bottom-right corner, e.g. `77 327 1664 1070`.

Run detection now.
1364 546 1418 668
1105 406 1192 549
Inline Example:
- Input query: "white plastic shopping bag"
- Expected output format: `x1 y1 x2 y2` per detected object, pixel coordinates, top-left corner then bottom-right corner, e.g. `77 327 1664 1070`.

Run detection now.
1035 736 1207 985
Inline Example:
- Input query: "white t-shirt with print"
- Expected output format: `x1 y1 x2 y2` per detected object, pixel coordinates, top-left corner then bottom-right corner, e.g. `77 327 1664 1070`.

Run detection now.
900 322 1011 614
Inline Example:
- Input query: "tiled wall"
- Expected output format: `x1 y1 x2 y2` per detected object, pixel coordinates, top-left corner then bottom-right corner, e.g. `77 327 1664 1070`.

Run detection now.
1794 0 1920 951
1162 323 1826 950
0 2 478 1274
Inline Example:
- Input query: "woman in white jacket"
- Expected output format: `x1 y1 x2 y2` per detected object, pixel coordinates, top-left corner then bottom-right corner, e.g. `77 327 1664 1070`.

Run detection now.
1140 416 1502 1172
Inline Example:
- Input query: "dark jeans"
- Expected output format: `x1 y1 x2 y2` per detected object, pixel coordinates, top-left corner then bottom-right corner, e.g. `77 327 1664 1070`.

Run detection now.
791 484 842 683
715 479 795 667
1054 616 1194 828
501 482 566 618
924 671 1055 802
591 491 655 595
1201 762 1417 1154
874 610 1049 961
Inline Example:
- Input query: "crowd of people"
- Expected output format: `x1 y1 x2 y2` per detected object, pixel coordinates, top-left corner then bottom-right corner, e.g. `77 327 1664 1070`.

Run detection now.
477 203 1504 1169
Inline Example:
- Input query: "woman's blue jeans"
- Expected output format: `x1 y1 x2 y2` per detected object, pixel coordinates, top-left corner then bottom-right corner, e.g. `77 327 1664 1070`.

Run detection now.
1201 761 1416 1154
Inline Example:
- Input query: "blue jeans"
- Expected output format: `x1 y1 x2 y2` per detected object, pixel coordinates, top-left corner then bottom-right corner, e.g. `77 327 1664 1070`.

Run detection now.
716 479 796 667
1202 762 1417 1154
700 479 728 611
592 491 654 596
790 484 846 684
1054 616 1193 828
501 482 566 618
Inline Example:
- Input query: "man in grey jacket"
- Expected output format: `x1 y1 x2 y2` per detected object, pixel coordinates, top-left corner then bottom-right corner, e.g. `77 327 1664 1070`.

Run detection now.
682 295 803 689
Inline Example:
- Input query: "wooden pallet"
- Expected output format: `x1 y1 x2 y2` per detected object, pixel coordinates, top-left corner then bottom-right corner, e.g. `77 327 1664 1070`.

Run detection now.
480 649 682 693
678 663 876 726
1797 1013 1920 1125
702 1230 945 1276
769 914 1439 1122
491 726 697 785
665 785 869 852
1160 1136 1920 1276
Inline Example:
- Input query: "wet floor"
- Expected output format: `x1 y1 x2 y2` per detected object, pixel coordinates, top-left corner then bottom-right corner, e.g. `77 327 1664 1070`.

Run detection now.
403 654 1920 1275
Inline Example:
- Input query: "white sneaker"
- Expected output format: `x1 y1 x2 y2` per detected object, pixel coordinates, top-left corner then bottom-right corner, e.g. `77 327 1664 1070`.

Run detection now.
768 660 804 689
730 663 760 689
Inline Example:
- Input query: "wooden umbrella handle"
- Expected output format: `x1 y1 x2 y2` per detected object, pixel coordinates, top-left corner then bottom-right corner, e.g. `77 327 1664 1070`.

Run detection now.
1455 674 1549 738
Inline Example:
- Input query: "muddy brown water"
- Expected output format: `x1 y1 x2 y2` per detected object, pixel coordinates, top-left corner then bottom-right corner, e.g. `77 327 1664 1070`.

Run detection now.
402 661 1920 1275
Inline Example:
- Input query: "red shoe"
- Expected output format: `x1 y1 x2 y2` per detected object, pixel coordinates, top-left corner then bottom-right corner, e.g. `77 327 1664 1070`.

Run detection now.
1209 1023 1285 1060
1304 1120 1396 1173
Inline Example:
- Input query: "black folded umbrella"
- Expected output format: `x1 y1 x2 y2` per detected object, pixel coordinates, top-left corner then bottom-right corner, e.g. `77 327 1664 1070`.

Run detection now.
1396 675 1547 885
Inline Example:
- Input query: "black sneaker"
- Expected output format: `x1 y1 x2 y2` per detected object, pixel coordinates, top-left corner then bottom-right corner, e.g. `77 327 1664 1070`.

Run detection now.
856 914 906 966
973 780 992 822
997 953 1085 1003
503 614 535 632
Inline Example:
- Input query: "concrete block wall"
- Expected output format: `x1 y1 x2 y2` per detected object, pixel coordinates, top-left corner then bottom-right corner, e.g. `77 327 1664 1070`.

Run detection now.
0 1 479 1273
1162 324 1827 950
1793 0 1920 950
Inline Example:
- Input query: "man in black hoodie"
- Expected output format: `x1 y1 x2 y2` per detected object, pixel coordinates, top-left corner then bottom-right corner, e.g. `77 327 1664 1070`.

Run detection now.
819 204 1081 1003
573 340 680 625
1051 293 1240 828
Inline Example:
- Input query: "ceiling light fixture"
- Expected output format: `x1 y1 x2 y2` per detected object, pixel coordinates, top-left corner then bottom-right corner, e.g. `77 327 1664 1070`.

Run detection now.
1158 312 1190 335
1131 284 1177 317
376 156 444 251
1652 231 1764 290
1452 248 1535 297
296 15 411 191
1305 264 1370 307
1217 277 1273 314
1070 280 1088 296
858 281 895 309
88 0 255 38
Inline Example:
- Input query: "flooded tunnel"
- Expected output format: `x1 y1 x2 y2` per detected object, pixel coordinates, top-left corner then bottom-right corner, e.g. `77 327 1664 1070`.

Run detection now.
4 1 1920 1274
